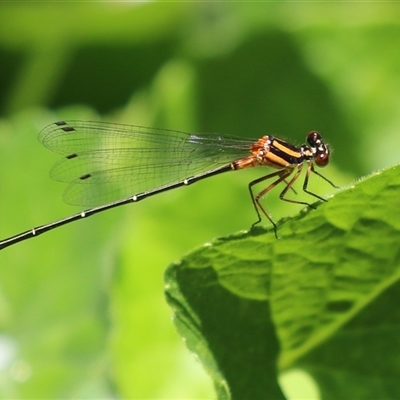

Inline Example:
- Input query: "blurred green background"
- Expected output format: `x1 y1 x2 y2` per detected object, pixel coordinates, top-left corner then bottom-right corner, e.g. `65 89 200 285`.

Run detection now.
0 2 399 399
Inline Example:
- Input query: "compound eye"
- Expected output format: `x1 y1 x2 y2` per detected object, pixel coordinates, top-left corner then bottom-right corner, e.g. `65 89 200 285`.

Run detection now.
315 151 330 167
307 131 322 146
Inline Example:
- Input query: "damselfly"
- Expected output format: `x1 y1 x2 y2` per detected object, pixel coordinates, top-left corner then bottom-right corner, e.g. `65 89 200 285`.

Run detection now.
0 120 337 250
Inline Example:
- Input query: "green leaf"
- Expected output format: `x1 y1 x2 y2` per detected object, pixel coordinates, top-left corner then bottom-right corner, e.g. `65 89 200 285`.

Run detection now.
165 164 400 399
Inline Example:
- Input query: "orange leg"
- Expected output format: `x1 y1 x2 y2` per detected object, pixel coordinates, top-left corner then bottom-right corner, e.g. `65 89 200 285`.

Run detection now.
303 162 339 201
249 169 293 237
250 162 337 238
278 163 315 206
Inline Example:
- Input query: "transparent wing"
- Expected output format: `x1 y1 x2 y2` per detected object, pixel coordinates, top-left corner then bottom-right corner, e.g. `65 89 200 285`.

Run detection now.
39 120 256 206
